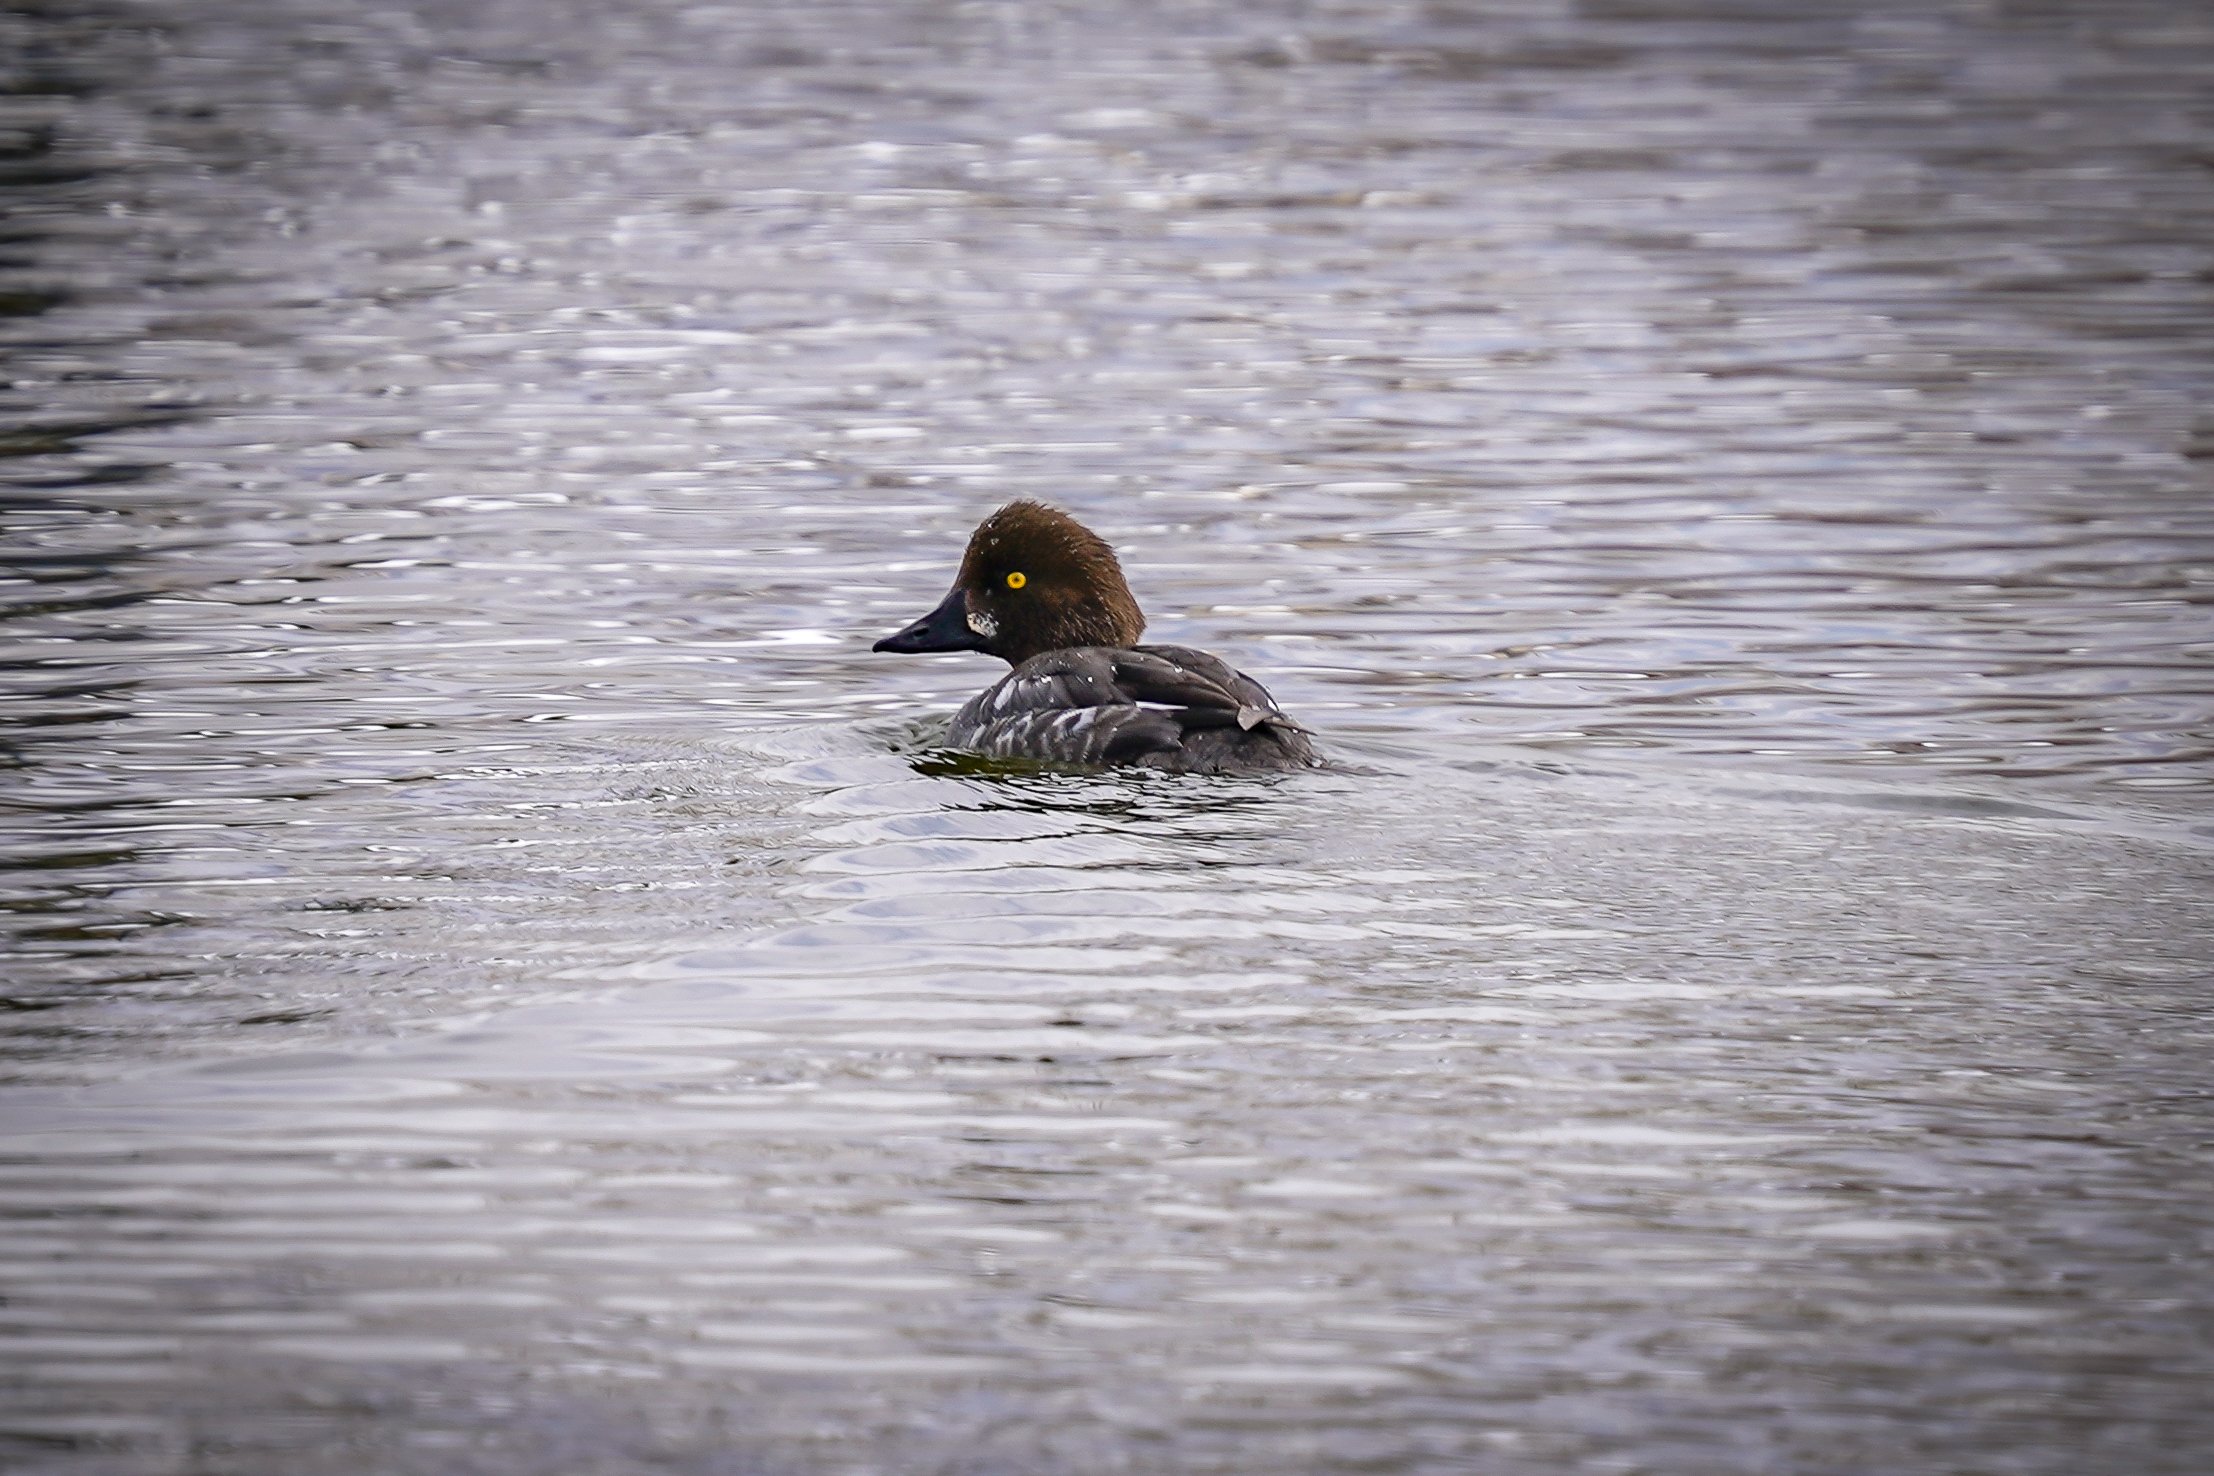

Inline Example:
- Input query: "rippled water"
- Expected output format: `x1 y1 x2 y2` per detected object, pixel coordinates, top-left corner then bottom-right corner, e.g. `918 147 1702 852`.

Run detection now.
5 0 2212 1471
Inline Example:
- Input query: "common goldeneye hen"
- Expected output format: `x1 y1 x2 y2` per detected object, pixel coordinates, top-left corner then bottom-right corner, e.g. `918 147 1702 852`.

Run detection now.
873 501 1321 774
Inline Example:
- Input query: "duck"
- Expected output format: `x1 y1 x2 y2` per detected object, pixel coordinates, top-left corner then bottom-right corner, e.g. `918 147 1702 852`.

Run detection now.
872 501 1321 774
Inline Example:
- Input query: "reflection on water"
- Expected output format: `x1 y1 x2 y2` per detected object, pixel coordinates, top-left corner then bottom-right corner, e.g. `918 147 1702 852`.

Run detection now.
4 0 2212 1471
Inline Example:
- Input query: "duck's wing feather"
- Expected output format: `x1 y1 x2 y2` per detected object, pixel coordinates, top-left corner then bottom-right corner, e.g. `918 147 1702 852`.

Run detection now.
1121 645 1311 737
947 645 1315 769
949 649 1182 763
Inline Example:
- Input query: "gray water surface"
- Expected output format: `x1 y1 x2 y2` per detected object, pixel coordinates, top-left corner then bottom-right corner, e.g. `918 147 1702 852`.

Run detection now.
4 1 2213 1473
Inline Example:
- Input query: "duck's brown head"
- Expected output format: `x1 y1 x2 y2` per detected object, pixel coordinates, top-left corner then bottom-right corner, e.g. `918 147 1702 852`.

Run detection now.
873 500 1145 667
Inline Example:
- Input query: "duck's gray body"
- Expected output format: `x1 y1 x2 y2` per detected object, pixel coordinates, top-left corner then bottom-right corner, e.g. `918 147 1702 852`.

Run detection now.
948 643 1319 775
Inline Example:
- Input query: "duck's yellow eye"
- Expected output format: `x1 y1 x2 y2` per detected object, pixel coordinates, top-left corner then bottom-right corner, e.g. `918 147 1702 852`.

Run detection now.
1005 571 1027 590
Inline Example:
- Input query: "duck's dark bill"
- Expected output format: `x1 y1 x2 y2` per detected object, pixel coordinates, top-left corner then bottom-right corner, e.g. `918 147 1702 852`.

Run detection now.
873 587 983 654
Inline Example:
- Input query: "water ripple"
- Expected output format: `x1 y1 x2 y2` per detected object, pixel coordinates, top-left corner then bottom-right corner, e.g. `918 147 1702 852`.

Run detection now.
5 0 2214 1471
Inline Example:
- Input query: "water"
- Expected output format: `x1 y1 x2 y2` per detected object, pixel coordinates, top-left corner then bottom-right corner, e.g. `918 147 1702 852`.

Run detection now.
4 0 2212 1471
